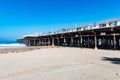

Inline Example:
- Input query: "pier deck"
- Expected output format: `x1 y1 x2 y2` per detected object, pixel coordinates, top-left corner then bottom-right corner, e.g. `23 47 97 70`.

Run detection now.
18 18 120 50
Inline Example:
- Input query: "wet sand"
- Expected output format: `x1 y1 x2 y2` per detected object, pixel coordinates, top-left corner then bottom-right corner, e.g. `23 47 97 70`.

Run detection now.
0 47 120 80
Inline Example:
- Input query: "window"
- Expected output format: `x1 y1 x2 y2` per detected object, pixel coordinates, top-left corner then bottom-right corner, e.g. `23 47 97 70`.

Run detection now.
109 22 112 26
99 24 106 28
114 21 117 26
109 21 117 27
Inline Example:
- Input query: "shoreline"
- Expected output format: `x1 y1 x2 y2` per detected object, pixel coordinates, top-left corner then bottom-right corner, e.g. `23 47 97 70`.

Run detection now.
0 46 61 54
0 46 119 54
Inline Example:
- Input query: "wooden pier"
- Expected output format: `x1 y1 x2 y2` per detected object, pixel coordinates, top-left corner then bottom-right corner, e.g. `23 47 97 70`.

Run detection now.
18 18 120 50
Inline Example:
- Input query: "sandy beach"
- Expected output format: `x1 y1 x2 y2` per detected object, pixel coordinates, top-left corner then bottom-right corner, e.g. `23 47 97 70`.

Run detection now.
0 47 120 80
0 46 59 54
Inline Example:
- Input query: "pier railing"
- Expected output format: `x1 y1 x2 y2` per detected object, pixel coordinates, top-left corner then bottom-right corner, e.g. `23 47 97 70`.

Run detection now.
24 18 120 37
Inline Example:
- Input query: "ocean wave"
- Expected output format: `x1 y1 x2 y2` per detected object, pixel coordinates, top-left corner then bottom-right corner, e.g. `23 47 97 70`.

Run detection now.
0 43 26 48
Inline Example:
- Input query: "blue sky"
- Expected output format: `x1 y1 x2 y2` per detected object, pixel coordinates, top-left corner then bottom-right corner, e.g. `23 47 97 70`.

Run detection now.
0 0 120 40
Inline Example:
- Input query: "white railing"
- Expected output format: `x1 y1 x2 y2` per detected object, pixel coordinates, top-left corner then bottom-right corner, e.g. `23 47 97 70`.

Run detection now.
24 18 120 37
95 18 120 29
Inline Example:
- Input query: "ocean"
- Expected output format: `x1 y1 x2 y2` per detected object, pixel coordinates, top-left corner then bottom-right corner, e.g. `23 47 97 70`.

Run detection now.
0 40 26 49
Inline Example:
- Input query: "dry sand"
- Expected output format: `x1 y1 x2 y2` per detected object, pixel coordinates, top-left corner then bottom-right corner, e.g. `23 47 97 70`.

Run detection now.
0 47 120 80
0 46 59 54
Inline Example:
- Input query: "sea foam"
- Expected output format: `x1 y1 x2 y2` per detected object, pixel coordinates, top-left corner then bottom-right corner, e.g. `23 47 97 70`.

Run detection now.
0 43 26 49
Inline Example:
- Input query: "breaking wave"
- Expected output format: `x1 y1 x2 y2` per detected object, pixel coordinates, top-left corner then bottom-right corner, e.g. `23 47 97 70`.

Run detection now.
0 43 26 49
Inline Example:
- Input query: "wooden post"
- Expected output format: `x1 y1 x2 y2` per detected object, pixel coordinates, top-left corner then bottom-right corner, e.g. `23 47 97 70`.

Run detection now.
70 35 73 47
80 35 82 48
46 38 47 46
38 38 41 46
28 37 30 46
94 34 97 50
64 36 66 43
39 38 41 46
88 36 89 48
63 36 66 46
43 38 45 46
34 37 36 46
77 35 80 47
113 34 116 50
71 35 73 44
45 38 46 46
37 38 39 46
42 38 44 46
41 38 43 46
58 36 60 46
52 37 54 46
48 38 50 46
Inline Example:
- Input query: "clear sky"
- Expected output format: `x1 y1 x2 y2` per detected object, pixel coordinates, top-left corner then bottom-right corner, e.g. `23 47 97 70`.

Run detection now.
0 0 120 40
